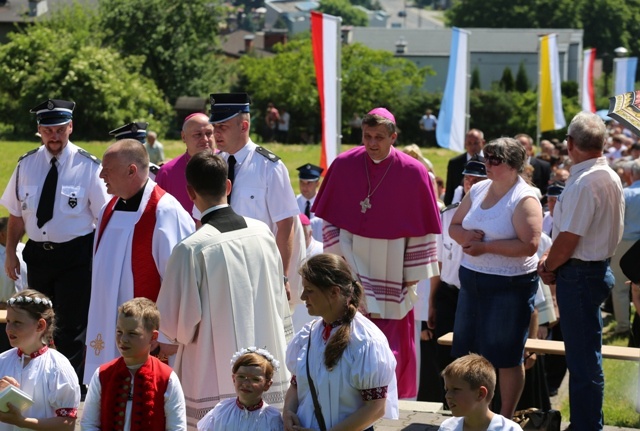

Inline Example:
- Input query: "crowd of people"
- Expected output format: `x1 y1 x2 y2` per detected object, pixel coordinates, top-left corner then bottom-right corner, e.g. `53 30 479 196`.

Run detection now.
0 95 635 431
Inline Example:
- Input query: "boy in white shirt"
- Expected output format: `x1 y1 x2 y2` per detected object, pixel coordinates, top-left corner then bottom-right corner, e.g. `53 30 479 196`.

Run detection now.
81 298 186 430
439 354 522 431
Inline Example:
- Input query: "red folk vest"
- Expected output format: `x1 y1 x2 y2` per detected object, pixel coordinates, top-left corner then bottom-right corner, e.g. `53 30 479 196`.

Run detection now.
98 356 172 431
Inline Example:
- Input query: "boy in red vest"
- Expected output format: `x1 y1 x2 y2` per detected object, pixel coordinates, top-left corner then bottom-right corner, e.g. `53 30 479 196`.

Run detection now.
80 298 186 430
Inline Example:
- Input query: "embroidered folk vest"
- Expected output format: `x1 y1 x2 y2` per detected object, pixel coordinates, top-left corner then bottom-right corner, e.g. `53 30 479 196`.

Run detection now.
98 356 172 431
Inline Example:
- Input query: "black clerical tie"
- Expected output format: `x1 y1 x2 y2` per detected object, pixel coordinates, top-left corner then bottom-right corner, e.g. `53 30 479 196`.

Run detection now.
227 155 236 201
305 200 311 218
36 158 58 228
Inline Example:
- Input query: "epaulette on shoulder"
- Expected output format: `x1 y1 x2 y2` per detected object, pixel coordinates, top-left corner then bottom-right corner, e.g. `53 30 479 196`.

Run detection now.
255 146 281 163
77 148 101 165
441 202 460 214
18 148 38 162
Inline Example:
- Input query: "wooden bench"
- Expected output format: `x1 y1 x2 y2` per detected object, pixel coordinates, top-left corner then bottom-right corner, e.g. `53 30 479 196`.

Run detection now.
437 332 640 362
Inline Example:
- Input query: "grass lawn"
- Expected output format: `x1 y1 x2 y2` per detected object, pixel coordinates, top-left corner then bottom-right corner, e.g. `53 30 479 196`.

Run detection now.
1 138 638 426
0 138 457 217
559 314 640 428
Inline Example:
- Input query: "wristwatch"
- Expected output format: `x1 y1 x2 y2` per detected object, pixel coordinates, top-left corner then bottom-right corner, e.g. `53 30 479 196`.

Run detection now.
283 276 289 284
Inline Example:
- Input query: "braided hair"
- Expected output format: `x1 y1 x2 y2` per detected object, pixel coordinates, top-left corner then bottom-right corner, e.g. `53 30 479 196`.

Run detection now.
299 253 363 370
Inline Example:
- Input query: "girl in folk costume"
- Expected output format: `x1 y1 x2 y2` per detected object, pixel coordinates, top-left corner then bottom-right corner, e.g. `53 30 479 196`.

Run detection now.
197 348 284 431
0 289 80 431
283 253 399 431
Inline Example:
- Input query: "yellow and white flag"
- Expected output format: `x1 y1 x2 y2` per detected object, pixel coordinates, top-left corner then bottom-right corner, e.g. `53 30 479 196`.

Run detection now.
539 34 566 132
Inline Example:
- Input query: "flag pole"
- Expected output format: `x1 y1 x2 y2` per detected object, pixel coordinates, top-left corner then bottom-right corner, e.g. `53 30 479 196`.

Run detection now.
536 35 542 145
465 29 471 134
336 16 342 157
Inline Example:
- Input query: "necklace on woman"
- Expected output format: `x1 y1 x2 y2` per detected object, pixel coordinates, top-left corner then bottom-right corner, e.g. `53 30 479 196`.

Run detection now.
360 153 394 213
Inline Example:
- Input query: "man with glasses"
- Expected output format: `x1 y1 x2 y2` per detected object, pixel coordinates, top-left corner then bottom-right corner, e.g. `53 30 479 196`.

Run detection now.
155 113 215 215
0 99 109 390
538 112 624 431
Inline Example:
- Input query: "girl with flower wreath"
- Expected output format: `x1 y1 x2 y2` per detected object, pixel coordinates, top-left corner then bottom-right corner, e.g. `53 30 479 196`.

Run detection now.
0 289 80 430
197 348 283 431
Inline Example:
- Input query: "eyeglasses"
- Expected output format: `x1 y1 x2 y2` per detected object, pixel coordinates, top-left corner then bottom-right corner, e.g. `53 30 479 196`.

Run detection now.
484 155 505 167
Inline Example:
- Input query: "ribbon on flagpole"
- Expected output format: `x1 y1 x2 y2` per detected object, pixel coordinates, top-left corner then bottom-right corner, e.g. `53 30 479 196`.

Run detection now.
581 48 596 113
436 27 470 153
311 11 341 173
539 34 566 132
614 57 638 96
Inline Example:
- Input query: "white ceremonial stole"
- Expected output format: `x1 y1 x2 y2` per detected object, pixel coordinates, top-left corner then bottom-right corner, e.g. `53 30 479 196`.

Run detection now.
85 211 139 383
85 183 160 385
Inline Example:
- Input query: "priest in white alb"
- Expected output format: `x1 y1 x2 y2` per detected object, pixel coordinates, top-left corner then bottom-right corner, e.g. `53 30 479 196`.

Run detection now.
312 107 442 399
156 152 292 431
84 139 195 384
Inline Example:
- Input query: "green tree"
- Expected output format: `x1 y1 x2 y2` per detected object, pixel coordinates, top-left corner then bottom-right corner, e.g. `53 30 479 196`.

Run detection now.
532 0 582 28
393 92 441 145
581 0 632 63
99 0 228 103
624 0 640 57
446 0 640 68
446 0 580 28
499 67 515 92
507 91 538 136
471 67 481 89
561 81 578 98
235 38 431 142
38 0 102 43
341 43 430 121
0 27 173 139
446 0 537 28
515 62 529 92
317 0 369 26
468 89 517 138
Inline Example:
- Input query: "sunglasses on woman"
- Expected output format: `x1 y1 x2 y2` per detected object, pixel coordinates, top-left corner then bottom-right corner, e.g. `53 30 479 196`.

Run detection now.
485 155 505 166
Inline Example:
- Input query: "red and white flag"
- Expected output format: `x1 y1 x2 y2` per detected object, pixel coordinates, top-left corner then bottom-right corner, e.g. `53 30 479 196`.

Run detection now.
311 11 341 172
582 48 596 113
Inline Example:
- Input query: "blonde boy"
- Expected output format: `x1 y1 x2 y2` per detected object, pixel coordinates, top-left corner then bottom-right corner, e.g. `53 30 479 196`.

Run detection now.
81 298 187 430
439 354 522 431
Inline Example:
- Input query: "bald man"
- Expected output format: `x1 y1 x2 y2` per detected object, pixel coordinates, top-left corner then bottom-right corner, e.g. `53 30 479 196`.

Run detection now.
84 139 195 384
155 113 215 214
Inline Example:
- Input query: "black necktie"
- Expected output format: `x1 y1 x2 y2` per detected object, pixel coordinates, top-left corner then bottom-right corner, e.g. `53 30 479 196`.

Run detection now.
227 155 236 201
37 158 58 228
305 200 311 218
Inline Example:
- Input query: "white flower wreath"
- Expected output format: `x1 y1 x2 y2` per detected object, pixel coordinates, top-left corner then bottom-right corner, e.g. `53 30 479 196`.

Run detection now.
7 296 53 308
230 346 280 372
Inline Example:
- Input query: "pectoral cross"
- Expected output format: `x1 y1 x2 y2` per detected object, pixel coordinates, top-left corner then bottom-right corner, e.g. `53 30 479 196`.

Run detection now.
360 197 371 213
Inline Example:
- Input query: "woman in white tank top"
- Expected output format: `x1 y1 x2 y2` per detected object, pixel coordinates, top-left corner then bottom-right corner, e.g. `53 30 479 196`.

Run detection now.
449 137 542 419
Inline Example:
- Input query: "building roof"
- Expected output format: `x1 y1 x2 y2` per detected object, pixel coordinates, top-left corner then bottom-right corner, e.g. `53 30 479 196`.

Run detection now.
350 27 583 56
267 0 319 14
221 29 274 58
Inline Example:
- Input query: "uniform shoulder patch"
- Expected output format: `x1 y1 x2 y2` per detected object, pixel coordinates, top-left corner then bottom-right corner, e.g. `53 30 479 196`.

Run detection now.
441 202 460 214
18 148 38 162
255 146 281 163
77 148 101 164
